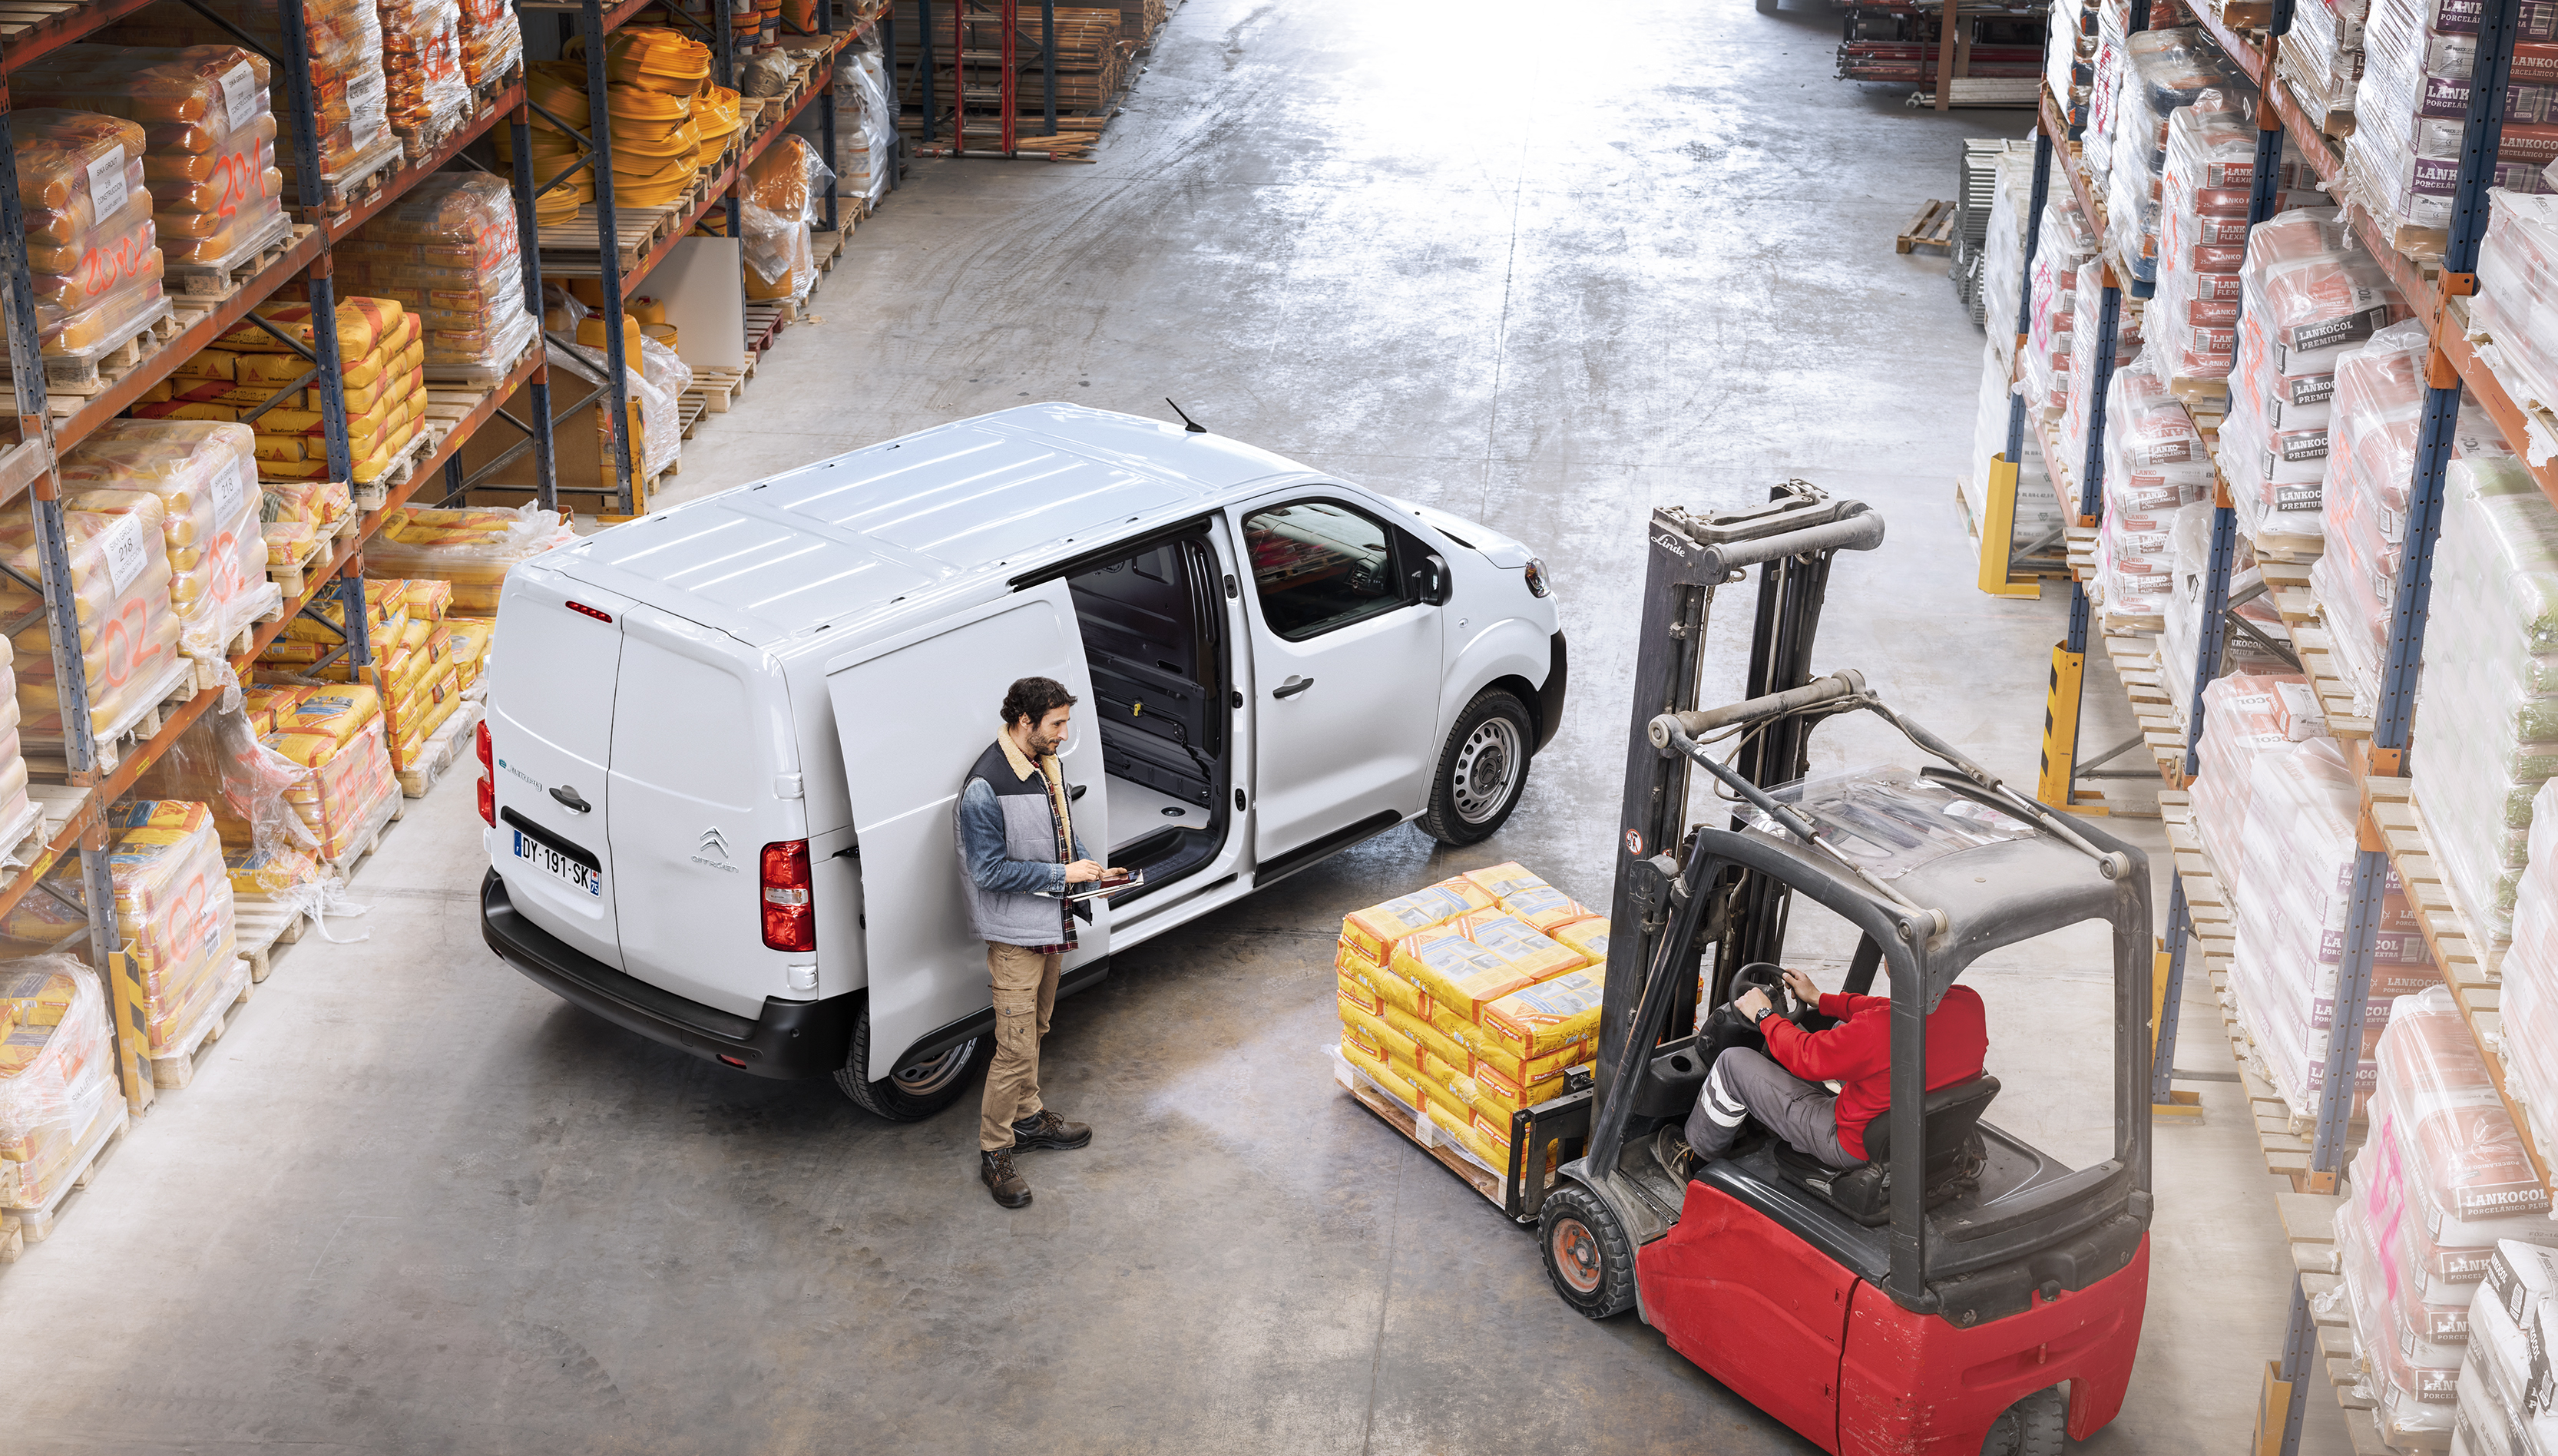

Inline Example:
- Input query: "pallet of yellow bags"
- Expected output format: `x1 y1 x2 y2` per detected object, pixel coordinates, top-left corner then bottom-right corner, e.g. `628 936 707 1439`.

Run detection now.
1326 861 1607 1219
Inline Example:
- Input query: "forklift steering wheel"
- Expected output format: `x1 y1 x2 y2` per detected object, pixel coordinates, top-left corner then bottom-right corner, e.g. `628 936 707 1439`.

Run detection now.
1728 962 1805 1027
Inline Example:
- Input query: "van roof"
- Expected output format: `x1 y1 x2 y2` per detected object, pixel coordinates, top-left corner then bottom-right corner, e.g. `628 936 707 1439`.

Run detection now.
547 405 1307 648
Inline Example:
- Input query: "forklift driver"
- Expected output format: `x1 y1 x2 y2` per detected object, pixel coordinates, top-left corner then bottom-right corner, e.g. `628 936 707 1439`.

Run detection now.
1654 966 1988 1183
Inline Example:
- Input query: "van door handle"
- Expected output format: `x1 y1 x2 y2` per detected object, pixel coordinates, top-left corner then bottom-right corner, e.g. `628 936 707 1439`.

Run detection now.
1069 783 1087 802
551 785 592 814
1272 676 1314 700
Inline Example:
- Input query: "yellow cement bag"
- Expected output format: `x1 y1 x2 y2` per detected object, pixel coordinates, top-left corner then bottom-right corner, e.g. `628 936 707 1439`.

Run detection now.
1391 926 1532 1022
1338 995 1418 1064
1462 861 1549 901
1455 912 1583 984
272 685 379 743
1419 1047 1469 1090
1470 1055 1586 1117
1468 1034 1589 1089
262 730 338 767
399 579 453 621
1339 1036 1415 1107
1498 885 1592 933
1551 916 1609 964
1481 967 1605 1062
1341 877 1496 961
1335 940 1426 1020
1383 1002 1469 1071
225 844 323 895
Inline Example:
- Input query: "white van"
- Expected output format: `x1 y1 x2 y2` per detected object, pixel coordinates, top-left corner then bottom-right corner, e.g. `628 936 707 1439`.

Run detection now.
478 405 1565 1120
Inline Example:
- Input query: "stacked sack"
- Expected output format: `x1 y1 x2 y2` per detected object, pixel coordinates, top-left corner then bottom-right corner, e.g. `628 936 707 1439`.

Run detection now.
2054 253 2147 500
2406 457 2558 940
2149 94 2323 392
135 697 330 905
2021 185 2098 420
2490 779 2558 1166
11 111 164 359
0 494 183 738
12 45 283 271
273 579 467 772
0 959 114 1216
455 0 523 90
2192 674 2441 1117
2330 990 2556 1445
377 0 472 151
141 296 426 485
2452 1242 2558 1456
2311 321 2510 713
2475 190 2558 411
2219 209 2409 553
2091 349 2212 622
2348 0 2558 253
574 28 716 208
364 502 576 616
106 0 395 198
329 174 537 379
245 682 399 860
58 419 273 660
2286 0 2368 127
2100 30 2245 294
2046 0 2100 127
0 641 31 840
1335 862 1607 1175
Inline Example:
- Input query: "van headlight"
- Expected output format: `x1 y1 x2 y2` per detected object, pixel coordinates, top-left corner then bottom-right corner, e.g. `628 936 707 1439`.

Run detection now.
1523 558 1553 598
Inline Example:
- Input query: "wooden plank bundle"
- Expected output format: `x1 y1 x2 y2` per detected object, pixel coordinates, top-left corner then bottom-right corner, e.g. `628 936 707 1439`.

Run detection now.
890 2 1127 143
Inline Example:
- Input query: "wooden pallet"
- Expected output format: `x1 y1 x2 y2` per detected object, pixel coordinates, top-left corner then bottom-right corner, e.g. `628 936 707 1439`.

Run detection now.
1897 199 1957 255
0 299 180 401
25 656 198 779
164 217 305 301
325 802 399 882
265 528 330 599
233 892 312 984
399 699 485 799
147 962 255 1091
679 395 709 440
0 1095 129 1250
744 303 789 352
1337 1053 1504 1207
280 133 405 222
689 366 746 413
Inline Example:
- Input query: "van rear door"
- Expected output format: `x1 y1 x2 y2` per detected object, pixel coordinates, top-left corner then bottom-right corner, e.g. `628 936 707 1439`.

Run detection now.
487 566 627 969
826 582 1108 1082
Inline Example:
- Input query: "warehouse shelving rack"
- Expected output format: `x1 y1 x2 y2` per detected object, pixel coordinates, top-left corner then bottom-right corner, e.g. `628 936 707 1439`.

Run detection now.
908 0 1069 154
1992 0 2539 1449
525 0 855 518
0 0 562 1120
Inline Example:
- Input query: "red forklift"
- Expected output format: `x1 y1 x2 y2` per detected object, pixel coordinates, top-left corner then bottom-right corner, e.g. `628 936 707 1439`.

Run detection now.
1514 486 2153 1454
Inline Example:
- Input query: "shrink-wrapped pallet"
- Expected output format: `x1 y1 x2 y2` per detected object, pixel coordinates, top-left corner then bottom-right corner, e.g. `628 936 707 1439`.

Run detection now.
2021 186 2098 418
2093 352 2212 620
375 0 471 147
10 110 167 358
59 419 273 657
2348 0 2558 247
454 0 521 89
12 45 284 270
104 0 395 198
2474 188 2558 414
2499 780 2558 1163
0 497 184 737
329 174 534 378
85 800 240 1054
2150 98 2324 390
2055 256 2147 498
2288 0 2368 124
134 693 333 913
2100 30 2248 290
740 134 832 304
2406 457 2558 939
256 683 396 859
362 501 574 615
0 958 113 1209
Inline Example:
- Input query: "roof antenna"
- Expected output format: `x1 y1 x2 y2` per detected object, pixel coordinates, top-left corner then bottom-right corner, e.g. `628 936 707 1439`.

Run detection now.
1164 399 1209 434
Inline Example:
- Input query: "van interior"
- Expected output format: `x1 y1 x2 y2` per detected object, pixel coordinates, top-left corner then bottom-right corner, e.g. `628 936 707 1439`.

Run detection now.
1066 533 1230 902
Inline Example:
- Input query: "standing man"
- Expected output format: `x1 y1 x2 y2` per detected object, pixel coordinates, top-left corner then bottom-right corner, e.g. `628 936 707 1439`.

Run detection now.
956 675 1117 1208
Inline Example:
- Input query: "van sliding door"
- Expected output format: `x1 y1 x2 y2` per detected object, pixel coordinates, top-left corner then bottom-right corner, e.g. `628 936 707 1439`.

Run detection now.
825 581 1110 1083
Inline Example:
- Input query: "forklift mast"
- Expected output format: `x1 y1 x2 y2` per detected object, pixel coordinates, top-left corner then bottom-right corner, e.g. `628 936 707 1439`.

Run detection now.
1597 487 1888 1097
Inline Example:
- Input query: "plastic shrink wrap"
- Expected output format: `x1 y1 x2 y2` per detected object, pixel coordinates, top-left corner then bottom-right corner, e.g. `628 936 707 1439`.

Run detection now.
329 174 535 378
272 578 462 769
134 692 335 912
2092 350 2212 620
2149 94 2322 390
2022 186 2098 419
2496 780 2558 1166
2474 189 2558 419
59 419 274 657
250 683 397 859
2100 29 2246 289
0 496 183 737
2057 255 2146 491
9 110 166 358
12 45 283 270
2289 0 2369 122
0 958 114 1210
104 0 395 196
455 0 521 88
2348 0 2558 243
375 0 471 146
740 134 832 304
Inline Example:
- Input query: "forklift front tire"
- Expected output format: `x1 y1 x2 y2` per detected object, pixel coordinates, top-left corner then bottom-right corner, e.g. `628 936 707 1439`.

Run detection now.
1979 1385 2067 1456
1422 688 1535 845
1540 1183 1636 1319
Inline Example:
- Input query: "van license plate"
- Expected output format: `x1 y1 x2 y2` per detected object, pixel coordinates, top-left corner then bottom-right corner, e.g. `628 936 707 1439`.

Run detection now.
515 831 603 897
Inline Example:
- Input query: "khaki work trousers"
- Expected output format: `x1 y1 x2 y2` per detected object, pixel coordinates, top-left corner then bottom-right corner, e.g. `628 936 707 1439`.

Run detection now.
979 943 1062 1151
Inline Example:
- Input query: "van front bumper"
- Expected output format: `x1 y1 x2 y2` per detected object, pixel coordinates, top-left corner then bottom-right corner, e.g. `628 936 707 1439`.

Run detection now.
481 868 855 1080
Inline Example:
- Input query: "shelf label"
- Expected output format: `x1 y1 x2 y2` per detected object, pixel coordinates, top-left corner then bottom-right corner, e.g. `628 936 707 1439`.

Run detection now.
222 63 259 133
99 515 147 597
85 147 127 223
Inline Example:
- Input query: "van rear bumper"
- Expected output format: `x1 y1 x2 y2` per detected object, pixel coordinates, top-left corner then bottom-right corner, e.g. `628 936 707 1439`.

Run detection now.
481 869 855 1080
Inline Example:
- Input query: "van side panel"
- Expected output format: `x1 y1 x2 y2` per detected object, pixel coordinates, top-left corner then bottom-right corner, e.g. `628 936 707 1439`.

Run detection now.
607 607 800 1021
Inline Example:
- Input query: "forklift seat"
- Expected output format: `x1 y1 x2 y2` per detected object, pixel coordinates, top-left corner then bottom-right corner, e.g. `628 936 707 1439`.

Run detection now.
1769 1074 2000 1226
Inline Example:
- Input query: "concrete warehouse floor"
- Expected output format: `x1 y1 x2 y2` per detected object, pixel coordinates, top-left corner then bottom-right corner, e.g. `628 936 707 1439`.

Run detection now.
0 0 2351 1452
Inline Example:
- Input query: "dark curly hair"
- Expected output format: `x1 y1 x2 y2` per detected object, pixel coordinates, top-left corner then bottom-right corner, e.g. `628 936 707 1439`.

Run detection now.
1000 675 1079 730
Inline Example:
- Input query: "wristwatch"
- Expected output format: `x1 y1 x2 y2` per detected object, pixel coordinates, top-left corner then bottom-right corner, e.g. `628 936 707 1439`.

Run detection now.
1752 1004 1775 1027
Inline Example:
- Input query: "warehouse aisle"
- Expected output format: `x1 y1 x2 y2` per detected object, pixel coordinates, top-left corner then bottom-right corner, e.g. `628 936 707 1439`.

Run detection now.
0 1 2343 1452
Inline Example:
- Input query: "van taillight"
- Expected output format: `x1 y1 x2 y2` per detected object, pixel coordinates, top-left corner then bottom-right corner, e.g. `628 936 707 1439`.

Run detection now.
477 774 495 827
477 720 492 769
761 839 814 952
565 601 614 624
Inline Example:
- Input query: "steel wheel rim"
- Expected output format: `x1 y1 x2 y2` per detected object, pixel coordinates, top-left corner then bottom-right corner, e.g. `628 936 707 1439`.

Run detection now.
1452 717 1523 824
893 1037 977 1095
1552 1217 1602 1295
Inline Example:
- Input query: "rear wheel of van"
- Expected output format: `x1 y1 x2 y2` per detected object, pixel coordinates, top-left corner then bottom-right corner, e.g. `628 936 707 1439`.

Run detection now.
834 1001 990 1121
1421 688 1534 845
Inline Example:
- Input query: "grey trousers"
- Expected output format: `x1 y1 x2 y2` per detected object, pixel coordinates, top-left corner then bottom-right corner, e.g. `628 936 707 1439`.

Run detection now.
1686 1047 1854 1167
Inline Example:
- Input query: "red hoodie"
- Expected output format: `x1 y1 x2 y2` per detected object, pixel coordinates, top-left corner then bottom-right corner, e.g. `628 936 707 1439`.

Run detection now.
1760 987 1987 1162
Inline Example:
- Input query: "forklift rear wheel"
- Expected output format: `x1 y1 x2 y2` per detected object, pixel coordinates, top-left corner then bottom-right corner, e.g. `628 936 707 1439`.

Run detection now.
1979 1385 2067 1456
1540 1184 1636 1319
1421 689 1534 845
834 1000 991 1121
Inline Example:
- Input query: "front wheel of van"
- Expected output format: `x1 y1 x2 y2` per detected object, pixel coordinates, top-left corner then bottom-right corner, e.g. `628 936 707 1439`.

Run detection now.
1421 688 1534 845
834 1001 991 1121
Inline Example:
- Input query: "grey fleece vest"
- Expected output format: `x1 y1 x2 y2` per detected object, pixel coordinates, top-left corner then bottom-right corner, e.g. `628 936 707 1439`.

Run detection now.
956 740 1073 947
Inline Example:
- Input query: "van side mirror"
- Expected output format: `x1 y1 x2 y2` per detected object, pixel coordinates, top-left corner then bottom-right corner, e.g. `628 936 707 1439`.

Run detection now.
1417 554 1453 606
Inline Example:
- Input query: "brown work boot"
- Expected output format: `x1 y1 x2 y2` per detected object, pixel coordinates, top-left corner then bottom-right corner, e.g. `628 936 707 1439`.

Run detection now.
1653 1126 1699 1184
981 1149 1031 1208
1011 1108 1092 1151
